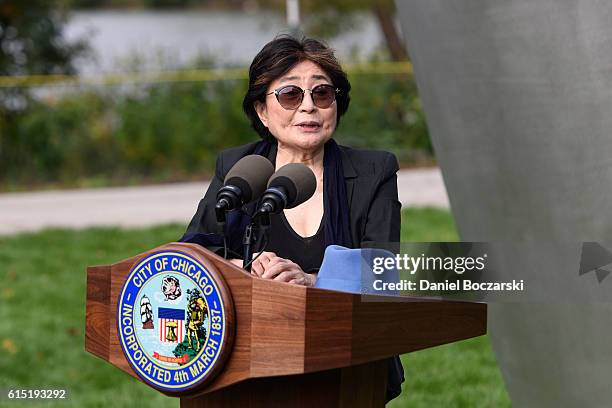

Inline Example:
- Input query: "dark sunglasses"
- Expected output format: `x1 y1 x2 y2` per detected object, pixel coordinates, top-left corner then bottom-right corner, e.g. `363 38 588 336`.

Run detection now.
267 84 340 110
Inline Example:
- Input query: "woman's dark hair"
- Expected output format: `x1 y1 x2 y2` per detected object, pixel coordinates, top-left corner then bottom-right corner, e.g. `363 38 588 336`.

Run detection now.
243 35 351 141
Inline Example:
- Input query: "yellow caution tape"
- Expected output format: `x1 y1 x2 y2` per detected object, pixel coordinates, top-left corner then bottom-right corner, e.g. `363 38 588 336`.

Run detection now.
0 61 413 88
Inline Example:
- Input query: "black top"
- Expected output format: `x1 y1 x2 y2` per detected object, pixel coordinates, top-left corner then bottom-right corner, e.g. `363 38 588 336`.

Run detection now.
184 141 401 251
264 211 325 273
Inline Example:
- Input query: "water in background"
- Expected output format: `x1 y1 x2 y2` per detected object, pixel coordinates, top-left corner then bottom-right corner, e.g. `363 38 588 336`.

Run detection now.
64 10 384 73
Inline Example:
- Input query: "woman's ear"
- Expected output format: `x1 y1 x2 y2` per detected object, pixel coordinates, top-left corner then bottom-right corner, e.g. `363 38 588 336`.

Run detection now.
254 101 269 128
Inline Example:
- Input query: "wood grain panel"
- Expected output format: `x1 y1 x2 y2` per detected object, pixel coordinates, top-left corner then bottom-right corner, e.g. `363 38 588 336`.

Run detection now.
85 265 111 361
180 360 388 408
250 278 307 376
351 297 487 364
339 360 387 408
304 288 353 372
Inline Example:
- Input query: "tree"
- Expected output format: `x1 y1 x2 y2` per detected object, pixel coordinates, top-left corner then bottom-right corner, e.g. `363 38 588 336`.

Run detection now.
0 1 88 112
369 0 408 61
255 0 409 61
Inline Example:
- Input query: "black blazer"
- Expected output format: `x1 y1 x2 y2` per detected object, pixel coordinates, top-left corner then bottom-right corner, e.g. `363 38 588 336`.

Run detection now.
184 140 401 249
183 140 405 401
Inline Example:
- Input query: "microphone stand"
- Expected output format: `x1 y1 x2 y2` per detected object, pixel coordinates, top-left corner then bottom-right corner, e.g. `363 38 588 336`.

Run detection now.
242 210 271 272
243 188 287 270
242 224 255 272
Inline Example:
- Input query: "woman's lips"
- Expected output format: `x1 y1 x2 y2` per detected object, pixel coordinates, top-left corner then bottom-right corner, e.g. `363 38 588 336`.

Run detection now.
295 122 321 132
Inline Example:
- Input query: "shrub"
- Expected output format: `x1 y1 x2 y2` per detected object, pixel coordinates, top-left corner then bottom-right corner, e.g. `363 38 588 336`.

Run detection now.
0 72 431 190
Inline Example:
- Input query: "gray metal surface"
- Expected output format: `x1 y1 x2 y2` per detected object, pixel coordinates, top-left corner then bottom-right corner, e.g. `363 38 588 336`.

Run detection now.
396 1 612 406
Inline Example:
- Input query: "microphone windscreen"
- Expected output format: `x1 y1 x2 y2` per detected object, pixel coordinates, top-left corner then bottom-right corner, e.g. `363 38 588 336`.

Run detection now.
268 163 316 209
224 155 275 203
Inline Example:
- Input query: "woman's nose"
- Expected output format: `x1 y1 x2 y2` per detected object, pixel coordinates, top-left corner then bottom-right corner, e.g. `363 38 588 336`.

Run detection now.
298 90 316 112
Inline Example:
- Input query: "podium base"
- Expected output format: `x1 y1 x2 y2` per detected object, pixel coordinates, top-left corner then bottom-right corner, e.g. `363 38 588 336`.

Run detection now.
180 360 388 408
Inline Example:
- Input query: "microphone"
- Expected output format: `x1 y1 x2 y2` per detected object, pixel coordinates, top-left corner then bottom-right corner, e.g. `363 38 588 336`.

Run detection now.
215 155 275 222
257 163 317 216
243 163 315 271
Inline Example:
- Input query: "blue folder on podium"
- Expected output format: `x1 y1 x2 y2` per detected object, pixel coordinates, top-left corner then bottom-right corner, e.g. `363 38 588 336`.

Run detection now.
315 245 400 296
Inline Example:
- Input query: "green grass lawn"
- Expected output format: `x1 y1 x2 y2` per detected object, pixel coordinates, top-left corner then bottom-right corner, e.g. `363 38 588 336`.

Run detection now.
0 208 510 407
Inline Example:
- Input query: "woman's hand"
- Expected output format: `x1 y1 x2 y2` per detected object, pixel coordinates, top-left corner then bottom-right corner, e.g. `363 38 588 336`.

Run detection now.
249 251 277 277
260 256 317 287
242 252 317 287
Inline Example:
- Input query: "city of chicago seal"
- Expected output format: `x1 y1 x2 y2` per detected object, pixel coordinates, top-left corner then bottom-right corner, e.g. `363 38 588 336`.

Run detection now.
117 251 232 392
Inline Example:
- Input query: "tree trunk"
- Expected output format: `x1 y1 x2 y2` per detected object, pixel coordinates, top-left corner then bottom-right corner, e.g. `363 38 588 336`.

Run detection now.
372 2 409 61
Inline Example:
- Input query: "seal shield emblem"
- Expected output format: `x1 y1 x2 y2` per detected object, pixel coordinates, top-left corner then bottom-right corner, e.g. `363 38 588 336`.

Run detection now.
117 250 232 392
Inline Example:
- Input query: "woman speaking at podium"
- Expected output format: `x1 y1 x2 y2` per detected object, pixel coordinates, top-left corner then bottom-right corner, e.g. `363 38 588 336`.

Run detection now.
184 35 401 286
182 35 404 402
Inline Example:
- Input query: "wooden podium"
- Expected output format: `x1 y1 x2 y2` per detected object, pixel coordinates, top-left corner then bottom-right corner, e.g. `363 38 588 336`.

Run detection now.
85 242 486 407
